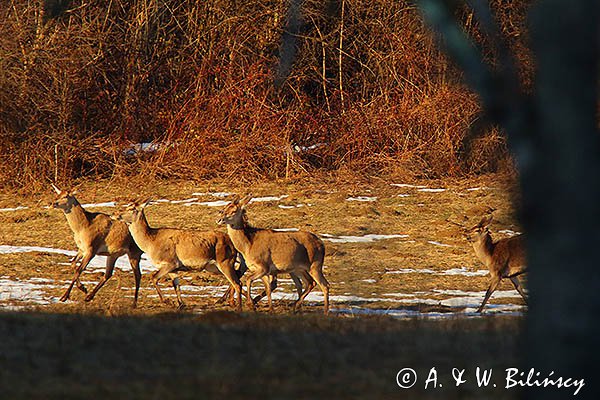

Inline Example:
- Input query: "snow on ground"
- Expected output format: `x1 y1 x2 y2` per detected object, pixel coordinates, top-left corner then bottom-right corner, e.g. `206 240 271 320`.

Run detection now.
0 245 156 273
427 240 453 247
80 201 117 208
0 206 29 212
320 233 409 243
0 262 524 318
498 229 521 236
390 183 428 189
384 266 488 276
0 277 61 306
418 188 446 193
0 185 525 318
192 192 232 198
346 196 378 202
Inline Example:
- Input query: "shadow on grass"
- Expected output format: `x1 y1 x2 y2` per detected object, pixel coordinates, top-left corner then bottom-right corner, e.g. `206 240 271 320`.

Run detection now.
0 311 523 399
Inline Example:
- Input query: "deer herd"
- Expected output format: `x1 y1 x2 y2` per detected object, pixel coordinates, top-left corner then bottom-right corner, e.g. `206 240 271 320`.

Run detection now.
49 184 527 315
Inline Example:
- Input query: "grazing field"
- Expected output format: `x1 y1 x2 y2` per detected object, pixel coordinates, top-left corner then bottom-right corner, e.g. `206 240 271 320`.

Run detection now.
0 174 524 398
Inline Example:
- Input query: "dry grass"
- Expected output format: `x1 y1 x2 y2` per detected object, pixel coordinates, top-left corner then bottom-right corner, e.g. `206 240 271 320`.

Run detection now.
0 174 525 398
0 1 532 190
0 173 523 311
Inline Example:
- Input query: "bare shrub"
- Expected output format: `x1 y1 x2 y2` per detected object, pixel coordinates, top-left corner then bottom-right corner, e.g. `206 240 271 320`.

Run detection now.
0 0 531 190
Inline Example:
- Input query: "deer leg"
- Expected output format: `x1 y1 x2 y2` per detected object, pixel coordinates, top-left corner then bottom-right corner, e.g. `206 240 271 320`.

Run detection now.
261 275 274 312
127 252 143 308
216 258 243 312
308 263 330 315
170 274 185 309
293 271 316 312
253 276 278 304
85 254 117 302
509 276 528 304
69 253 87 294
477 276 501 313
152 263 176 306
245 267 268 311
291 272 304 300
60 251 94 302
214 286 232 305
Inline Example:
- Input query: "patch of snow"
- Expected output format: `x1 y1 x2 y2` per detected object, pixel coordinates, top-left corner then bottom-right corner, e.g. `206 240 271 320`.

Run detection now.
434 289 522 298
272 228 300 232
0 206 29 212
0 245 157 273
278 204 306 209
293 143 327 152
187 200 231 207
81 202 117 208
391 183 428 189
192 192 232 198
320 233 408 243
498 229 521 236
442 267 489 276
346 196 378 202
0 245 77 257
123 142 161 156
250 195 289 203
418 188 446 193
361 279 377 284
0 278 61 306
385 268 436 274
384 267 488 277
170 198 198 204
427 241 453 247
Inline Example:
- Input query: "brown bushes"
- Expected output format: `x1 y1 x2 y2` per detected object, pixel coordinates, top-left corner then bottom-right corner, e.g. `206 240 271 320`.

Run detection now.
0 0 531 190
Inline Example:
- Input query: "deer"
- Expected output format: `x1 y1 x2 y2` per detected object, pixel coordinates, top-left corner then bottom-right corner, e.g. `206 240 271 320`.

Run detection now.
464 214 528 313
217 194 329 314
123 200 243 311
51 184 143 307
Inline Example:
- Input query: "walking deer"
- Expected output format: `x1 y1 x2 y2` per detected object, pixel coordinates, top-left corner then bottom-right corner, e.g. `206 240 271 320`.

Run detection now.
217 194 328 314
51 184 143 307
466 214 528 313
124 200 243 311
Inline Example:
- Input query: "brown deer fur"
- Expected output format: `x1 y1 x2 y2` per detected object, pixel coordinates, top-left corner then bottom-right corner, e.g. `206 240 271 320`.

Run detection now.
217 194 328 314
125 200 242 311
467 214 528 313
51 185 143 307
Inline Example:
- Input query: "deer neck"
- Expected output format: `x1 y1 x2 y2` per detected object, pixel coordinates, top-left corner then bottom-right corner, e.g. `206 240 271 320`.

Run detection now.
472 233 495 266
63 201 91 233
226 222 253 256
128 211 154 251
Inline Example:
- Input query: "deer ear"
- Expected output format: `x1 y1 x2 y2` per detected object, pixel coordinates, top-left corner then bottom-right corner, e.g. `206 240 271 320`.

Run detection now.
240 194 253 208
141 198 152 209
478 214 493 228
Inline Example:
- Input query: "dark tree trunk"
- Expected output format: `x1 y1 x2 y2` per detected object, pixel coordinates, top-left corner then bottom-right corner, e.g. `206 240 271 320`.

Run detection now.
418 0 599 398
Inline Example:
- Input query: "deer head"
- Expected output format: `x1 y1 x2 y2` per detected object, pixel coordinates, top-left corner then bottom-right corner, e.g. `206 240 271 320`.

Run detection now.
51 184 79 213
217 194 252 227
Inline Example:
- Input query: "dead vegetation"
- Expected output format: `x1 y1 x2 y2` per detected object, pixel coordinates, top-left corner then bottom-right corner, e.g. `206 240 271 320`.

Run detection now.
0 1 531 191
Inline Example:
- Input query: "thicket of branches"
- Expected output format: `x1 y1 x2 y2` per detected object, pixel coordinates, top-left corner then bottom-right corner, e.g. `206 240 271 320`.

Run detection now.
0 0 532 189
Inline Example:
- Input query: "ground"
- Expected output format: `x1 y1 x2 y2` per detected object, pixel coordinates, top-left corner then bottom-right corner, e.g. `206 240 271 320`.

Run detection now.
0 173 525 398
